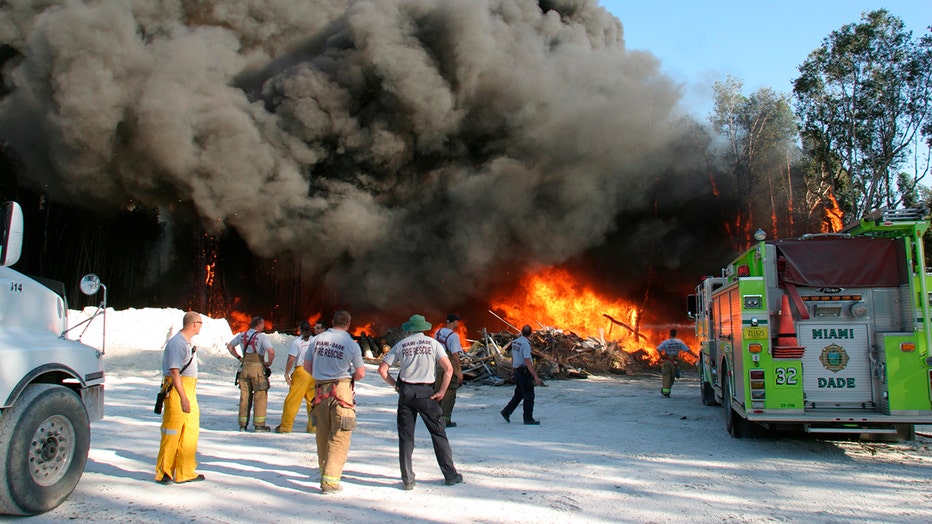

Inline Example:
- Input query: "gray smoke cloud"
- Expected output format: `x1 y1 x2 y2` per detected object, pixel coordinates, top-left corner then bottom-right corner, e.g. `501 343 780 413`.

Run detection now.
0 0 695 312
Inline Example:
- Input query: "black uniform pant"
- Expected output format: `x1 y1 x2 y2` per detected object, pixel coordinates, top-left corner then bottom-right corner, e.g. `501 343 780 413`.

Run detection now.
396 383 458 485
502 366 535 422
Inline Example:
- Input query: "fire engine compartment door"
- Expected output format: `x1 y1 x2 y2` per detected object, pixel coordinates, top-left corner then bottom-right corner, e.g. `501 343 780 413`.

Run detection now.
797 322 873 408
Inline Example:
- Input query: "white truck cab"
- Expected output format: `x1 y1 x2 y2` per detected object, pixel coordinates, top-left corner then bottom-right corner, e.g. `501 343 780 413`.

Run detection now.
0 201 106 515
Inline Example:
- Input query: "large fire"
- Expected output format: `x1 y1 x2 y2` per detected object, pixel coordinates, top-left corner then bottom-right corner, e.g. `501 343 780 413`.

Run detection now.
489 267 669 355
219 266 698 367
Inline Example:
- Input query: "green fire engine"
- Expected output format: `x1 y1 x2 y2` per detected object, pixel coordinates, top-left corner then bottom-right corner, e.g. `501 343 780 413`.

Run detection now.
689 207 932 439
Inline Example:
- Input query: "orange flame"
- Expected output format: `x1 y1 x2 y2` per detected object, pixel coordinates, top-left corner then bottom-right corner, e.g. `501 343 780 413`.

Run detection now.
821 191 844 233
227 310 273 334
489 267 657 350
205 261 216 287
228 310 251 333
430 321 470 348
352 322 376 338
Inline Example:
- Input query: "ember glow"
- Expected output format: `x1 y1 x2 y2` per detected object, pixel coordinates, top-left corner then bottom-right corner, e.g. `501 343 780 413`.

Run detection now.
490 267 651 348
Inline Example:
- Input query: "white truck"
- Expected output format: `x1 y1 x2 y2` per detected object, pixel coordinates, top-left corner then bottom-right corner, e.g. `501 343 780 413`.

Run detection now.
0 201 106 515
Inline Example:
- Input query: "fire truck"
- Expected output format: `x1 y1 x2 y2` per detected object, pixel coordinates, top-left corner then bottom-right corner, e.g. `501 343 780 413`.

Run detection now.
689 207 932 439
0 201 106 514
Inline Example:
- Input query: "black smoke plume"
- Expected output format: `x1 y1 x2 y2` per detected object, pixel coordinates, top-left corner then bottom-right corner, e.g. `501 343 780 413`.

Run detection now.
0 1 734 328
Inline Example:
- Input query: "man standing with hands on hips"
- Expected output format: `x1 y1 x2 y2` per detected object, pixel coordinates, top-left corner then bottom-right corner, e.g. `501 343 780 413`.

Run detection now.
304 310 365 495
379 314 463 491
226 316 275 432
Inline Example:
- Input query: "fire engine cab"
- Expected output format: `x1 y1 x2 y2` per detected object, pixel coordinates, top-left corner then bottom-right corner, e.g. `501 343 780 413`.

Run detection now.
689 207 932 439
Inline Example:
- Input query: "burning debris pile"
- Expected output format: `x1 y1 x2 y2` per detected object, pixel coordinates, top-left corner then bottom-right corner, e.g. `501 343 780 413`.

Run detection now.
358 322 662 384
461 327 657 384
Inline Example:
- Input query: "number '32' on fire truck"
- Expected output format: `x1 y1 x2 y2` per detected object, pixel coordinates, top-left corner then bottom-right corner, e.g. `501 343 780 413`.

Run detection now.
688 207 932 440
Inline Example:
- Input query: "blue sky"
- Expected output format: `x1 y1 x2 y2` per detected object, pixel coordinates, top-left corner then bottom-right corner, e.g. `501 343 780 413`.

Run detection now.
600 1 930 117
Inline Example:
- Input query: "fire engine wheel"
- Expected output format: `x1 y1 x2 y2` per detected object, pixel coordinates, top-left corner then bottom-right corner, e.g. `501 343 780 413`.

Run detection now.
699 361 718 406
0 384 91 516
865 424 916 442
723 376 749 438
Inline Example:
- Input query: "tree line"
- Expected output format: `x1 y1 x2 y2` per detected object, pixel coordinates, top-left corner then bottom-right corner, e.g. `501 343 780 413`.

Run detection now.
704 9 931 238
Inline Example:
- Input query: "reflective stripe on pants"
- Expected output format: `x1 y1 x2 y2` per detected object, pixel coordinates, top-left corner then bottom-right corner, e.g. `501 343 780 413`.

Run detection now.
155 376 200 482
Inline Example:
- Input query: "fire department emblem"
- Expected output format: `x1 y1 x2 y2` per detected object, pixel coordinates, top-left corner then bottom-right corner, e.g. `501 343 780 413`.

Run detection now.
818 344 849 372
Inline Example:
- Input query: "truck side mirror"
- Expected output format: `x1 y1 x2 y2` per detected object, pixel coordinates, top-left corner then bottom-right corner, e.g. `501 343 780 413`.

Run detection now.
0 201 24 267
80 274 102 296
687 294 698 320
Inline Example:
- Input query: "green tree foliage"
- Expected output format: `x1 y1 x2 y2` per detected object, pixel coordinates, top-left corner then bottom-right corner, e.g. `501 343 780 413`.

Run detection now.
711 75 802 243
793 10 932 223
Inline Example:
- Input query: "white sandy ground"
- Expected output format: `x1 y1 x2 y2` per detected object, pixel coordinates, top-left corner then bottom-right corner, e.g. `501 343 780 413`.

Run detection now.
19 308 932 523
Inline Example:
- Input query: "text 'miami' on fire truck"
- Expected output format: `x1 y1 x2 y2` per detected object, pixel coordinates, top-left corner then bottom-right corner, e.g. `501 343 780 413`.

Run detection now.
689 207 932 440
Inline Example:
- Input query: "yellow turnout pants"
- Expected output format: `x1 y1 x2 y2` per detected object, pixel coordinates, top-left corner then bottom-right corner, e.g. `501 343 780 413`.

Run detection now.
279 366 316 432
155 376 200 482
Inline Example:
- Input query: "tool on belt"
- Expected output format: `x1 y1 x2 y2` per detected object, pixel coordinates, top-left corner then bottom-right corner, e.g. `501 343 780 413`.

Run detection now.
154 348 195 414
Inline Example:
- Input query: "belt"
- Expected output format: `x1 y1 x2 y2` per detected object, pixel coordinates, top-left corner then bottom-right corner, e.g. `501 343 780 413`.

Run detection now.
398 380 432 386
316 377 352 385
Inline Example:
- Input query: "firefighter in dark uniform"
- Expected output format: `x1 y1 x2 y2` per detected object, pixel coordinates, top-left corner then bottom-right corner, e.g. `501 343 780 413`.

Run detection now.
378 314 463 491
500 325 543 424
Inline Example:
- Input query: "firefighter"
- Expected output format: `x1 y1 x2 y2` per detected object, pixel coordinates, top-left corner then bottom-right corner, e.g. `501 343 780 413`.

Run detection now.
275 320 325 433
500 325 543 424
303 310 366 495
227 316 276 431
658 329 691 397
378 314 463 490
434 313 464 428
155 311 205 484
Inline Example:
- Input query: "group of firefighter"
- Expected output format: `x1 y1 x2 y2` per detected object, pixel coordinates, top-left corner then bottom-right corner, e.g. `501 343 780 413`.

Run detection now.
156 310 476 493
155 310 690 493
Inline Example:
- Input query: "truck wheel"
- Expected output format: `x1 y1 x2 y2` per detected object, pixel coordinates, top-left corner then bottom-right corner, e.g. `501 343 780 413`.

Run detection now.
723 376 749 438
0 384 90 515
895 424 916 441
866 424 916 442
699 360 718 406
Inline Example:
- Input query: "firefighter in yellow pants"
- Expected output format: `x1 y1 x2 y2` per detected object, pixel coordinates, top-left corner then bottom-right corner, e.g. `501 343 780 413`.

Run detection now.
278 366 316 432
155 311 204 484
156 376 201 483
276 321 322 433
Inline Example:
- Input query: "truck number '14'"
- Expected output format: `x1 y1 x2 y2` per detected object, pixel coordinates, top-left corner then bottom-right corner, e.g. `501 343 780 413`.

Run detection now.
775 367 798 385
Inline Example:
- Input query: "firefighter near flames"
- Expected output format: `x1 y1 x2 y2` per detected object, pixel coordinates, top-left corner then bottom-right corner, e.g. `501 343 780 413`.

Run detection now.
689 207 932 440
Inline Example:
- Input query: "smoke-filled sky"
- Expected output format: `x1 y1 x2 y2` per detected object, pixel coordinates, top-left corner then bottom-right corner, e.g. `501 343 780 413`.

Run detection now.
0 0 719 315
